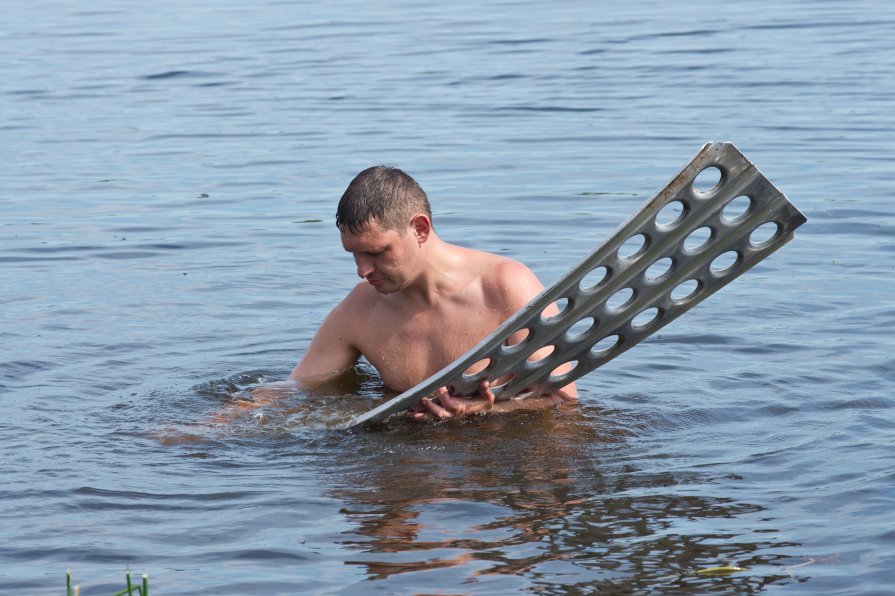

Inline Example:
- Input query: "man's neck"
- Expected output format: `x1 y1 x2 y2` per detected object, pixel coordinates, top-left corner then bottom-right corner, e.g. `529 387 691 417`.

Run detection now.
400 235 468 308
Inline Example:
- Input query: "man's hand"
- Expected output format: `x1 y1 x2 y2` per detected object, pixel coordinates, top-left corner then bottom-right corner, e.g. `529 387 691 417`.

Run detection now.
408 380 496 421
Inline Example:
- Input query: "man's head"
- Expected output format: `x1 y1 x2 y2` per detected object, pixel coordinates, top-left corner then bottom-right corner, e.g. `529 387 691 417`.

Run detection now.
336 166 432 235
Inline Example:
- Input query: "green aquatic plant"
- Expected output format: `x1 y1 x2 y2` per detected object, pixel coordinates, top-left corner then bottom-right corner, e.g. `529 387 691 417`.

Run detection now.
67 568 149 595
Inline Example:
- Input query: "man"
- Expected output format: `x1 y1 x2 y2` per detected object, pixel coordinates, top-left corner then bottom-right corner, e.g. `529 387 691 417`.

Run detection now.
289 165 576 420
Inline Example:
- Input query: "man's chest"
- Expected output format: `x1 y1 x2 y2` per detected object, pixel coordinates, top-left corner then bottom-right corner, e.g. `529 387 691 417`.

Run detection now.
356 302 502 391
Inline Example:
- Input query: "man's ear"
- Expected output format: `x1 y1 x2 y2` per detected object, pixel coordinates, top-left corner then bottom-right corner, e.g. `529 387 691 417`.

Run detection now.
410 214 431 244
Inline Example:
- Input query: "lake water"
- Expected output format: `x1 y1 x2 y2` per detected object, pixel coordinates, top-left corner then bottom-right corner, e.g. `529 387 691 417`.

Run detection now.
2 0 894 593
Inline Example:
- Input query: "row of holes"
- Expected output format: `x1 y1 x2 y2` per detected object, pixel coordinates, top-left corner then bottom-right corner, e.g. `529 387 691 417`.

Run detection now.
461 357 585 391
462 303 652 378
466 260 742 384
468 166 731 388
462 253 741 382
612 164 744 265
458 356 586 391
576 250 731 317
618 198 772 262
549 246 746 323
518 217 787 382
655 191 752 230
458 173 774 387
462 334 620 385
614 179 743 261
580 220 781 298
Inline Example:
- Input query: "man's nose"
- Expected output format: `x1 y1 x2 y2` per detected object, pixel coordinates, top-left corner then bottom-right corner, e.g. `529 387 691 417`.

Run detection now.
355 256 374 279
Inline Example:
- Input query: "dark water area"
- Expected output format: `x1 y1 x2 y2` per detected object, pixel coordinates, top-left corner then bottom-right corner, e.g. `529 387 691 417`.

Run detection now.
2 0 894 593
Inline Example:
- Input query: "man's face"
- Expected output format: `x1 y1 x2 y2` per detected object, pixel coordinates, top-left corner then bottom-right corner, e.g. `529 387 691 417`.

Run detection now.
341 220 418 294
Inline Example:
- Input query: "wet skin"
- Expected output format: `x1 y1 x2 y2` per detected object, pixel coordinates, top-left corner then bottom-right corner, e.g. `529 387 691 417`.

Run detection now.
287 214 576 420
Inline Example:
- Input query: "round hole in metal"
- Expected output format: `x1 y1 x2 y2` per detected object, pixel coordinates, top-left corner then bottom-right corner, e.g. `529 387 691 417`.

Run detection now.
541 297 570 322
722 195 752 223
579 266 609 292
503 327 531 351
462 357 493 380
618 233 647 260
711 251 739 275
527 344 556 363
671 279 700 303
750 221 780 247
565 316 597 342
632 307 660 329
645 257 674 283
489 373 515 390
591 334 620 357
607 287 635 311
684 226 712 253
549 360 579 382
693 166 723 196
656 200 686 228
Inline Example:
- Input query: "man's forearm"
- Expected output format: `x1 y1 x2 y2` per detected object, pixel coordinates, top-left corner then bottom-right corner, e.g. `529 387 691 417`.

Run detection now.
492 390 576 413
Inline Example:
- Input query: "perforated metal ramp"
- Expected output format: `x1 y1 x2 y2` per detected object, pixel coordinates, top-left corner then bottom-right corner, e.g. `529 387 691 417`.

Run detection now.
343 142 807 429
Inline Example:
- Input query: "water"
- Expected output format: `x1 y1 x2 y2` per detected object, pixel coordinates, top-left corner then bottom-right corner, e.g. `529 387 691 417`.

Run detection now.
2 0 894 593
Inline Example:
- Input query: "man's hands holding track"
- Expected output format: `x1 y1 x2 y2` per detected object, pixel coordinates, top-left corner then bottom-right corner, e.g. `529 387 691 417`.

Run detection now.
407 380 495 422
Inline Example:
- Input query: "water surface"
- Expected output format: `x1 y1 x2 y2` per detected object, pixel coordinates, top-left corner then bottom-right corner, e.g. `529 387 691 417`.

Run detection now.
2 0 894 593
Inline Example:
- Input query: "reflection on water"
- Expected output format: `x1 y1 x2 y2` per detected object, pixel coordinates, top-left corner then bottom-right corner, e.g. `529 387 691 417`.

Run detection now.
330 407 810 592
3 0 895 592
150 374 819 591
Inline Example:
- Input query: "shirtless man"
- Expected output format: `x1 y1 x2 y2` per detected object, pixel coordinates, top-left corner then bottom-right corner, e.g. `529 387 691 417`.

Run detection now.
289 165 576 420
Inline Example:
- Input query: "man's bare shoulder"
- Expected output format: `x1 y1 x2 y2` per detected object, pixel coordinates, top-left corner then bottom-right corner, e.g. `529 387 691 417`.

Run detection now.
337 280 382 317
288 281 375 384
454 245 532 277
490 253 538 279
475 251 545 311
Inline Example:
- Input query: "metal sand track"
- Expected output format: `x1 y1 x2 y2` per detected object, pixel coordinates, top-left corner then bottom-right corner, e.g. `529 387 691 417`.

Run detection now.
343 142 807 429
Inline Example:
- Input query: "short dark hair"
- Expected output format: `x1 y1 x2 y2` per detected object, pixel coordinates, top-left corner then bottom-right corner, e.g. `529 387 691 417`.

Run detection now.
336 166 432 235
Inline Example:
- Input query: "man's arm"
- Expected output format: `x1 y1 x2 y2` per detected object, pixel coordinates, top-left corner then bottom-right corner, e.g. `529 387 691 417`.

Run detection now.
288 295 362 387
223 294 362 414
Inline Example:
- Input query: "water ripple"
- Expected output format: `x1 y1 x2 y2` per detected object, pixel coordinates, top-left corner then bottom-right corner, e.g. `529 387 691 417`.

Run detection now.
3 0 895 593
